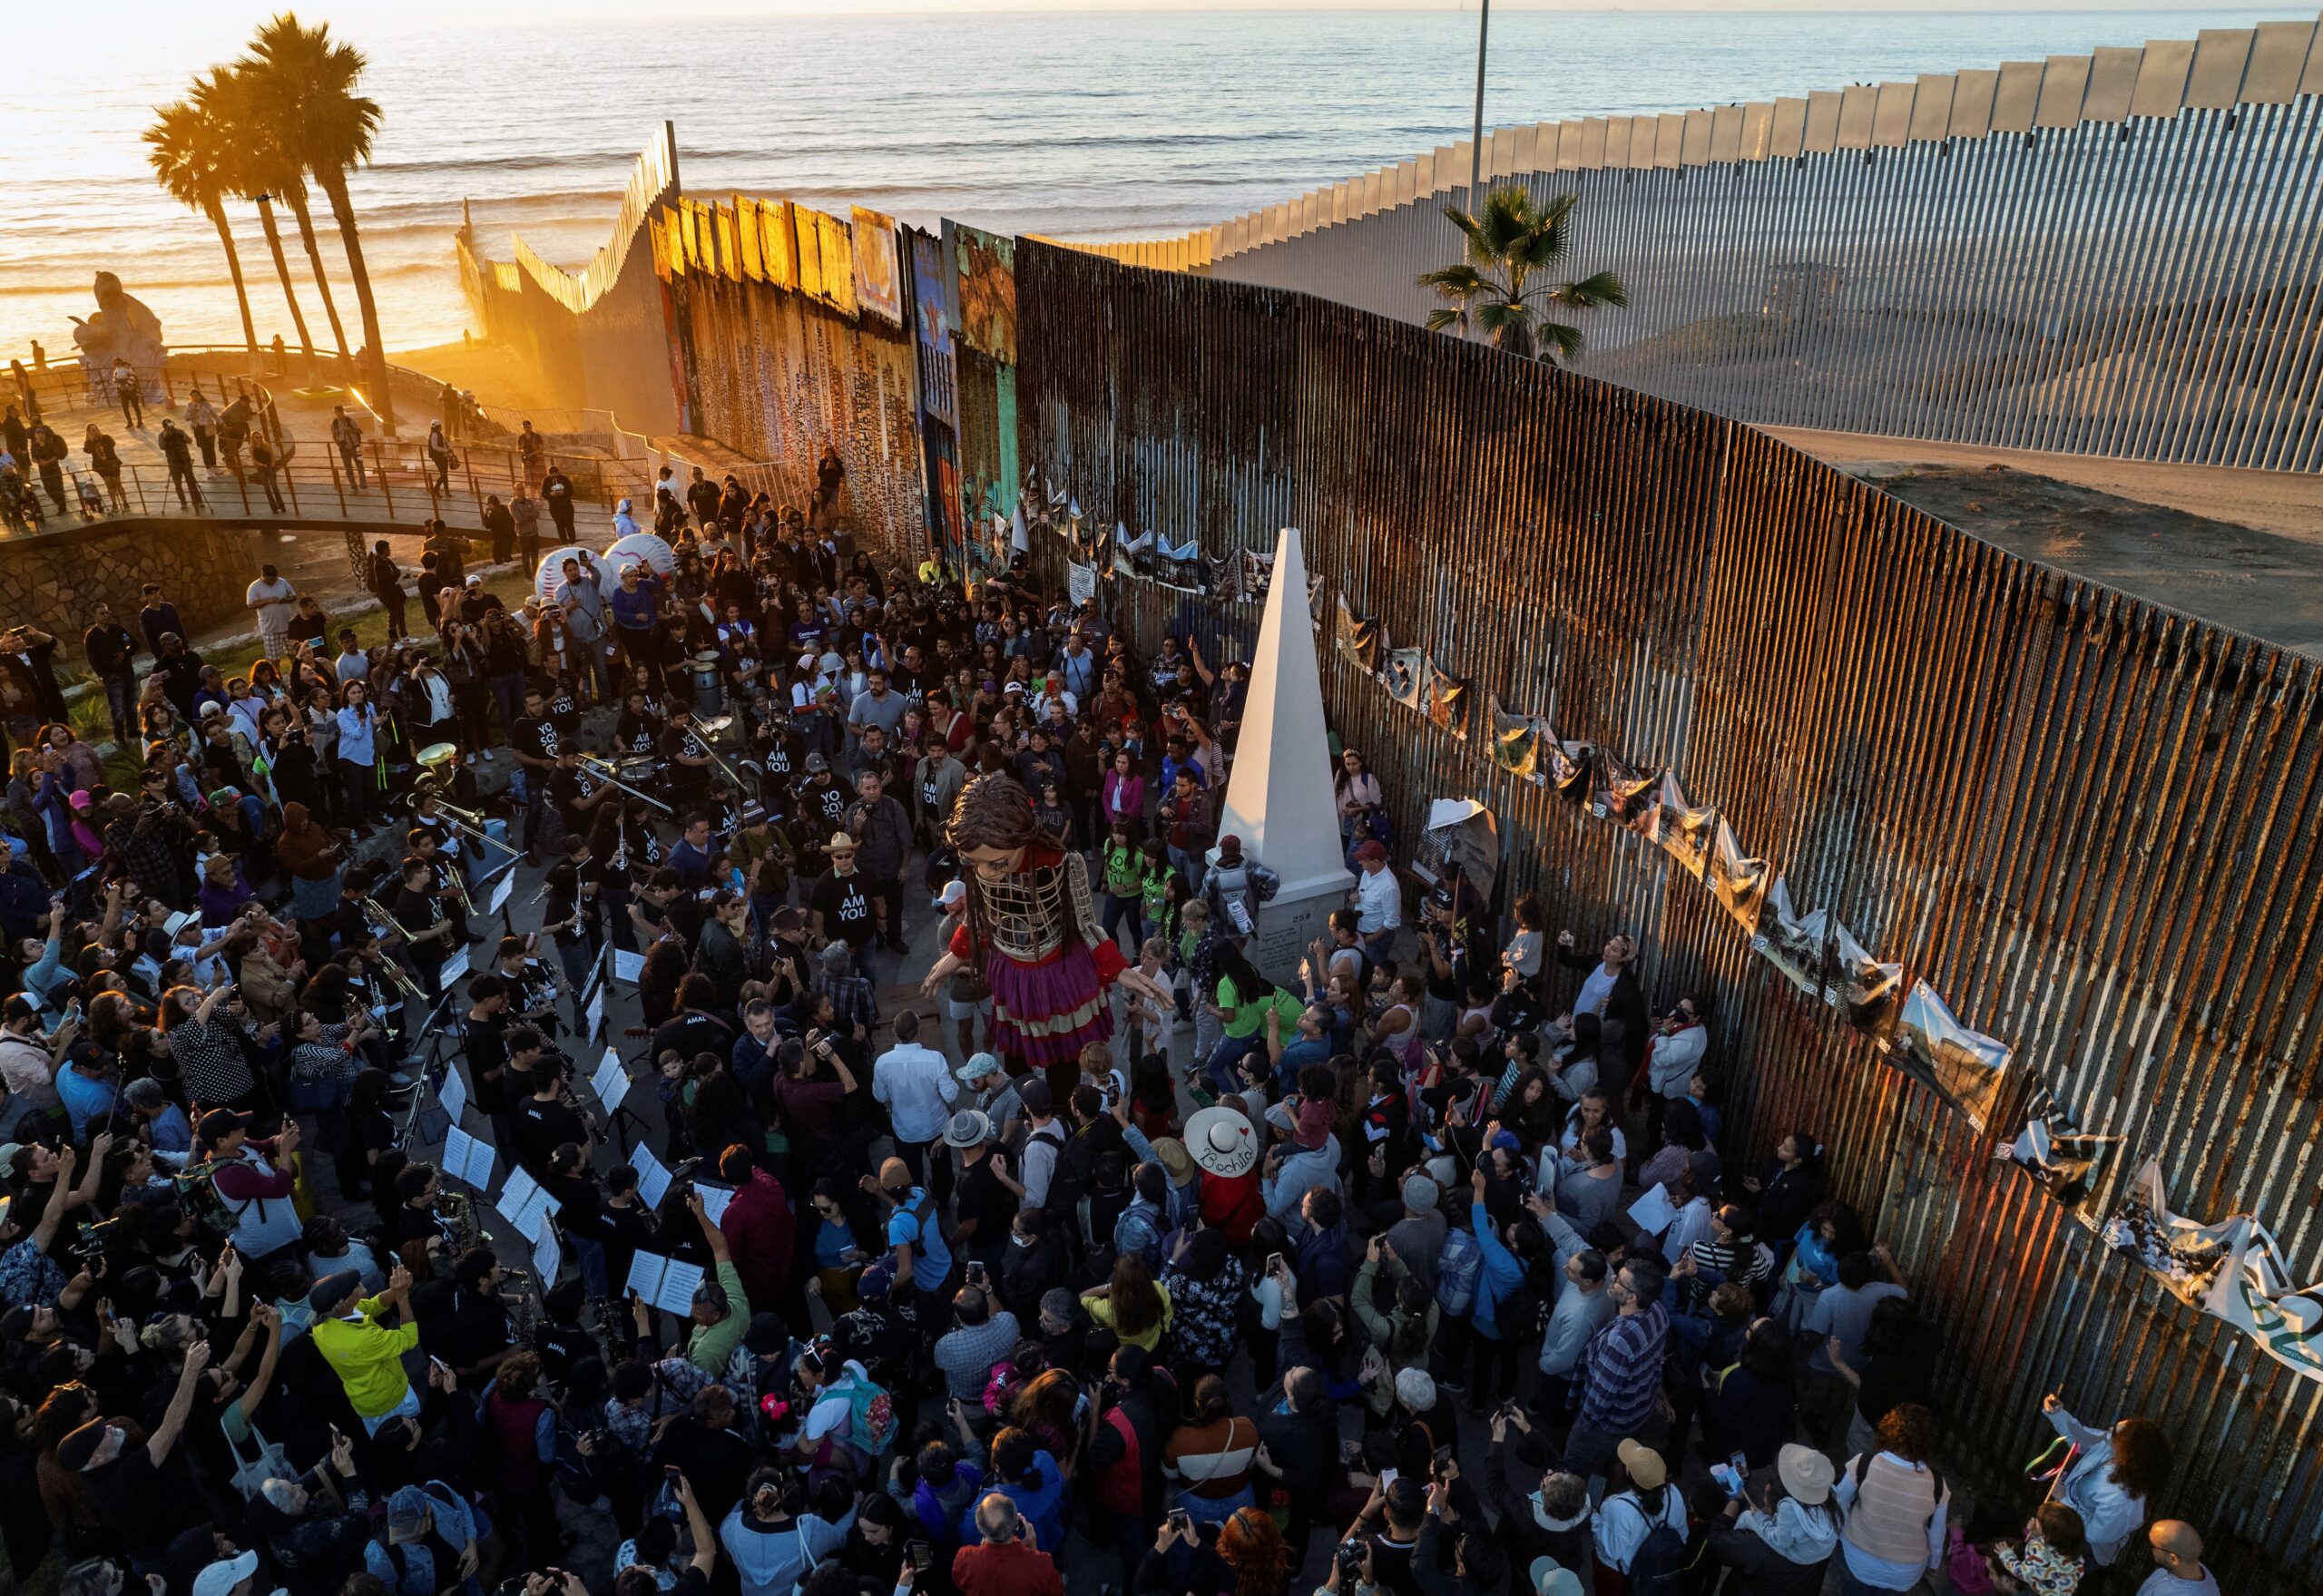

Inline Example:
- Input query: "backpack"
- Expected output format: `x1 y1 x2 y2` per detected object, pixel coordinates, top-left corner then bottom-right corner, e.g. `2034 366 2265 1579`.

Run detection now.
1495 1278 1545 1345
1435 1226 1482 1317
1075 1194 1117 1288
840 1372 898 1458
1619 1493 1687 1596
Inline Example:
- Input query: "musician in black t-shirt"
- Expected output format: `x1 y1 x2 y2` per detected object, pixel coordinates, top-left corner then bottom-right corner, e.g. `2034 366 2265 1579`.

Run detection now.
661 705 714 808
538 860 603 1027
613 689 664 760
391 858 456 996
514 1049 591 1181
545 746 613 840
462 974 515 1147
510 687 561 860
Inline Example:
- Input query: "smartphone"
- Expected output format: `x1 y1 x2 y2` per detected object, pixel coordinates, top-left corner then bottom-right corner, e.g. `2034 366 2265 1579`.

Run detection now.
1729 1451 1749 1480
965 1260 988 1289
905 1539 932 1574
664 1464 681 1483
1378 1467 1399 1491
1167 1508 1192 1533
1265 1252 1285 1276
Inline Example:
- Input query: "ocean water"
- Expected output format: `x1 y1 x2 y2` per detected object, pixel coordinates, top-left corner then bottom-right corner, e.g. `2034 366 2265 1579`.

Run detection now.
0 6 2305 353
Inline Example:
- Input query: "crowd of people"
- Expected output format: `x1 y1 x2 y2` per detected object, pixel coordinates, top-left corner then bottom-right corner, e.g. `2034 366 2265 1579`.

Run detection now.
0 473 2228 1596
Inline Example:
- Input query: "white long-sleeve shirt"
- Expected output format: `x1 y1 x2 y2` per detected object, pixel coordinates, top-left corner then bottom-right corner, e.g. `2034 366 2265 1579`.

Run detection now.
1354 864 1401 935
1594 1487 1688 1572
870 1042 958 1145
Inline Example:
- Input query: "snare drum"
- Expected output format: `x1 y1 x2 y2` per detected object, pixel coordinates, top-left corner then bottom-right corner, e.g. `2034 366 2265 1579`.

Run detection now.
617 755 660 786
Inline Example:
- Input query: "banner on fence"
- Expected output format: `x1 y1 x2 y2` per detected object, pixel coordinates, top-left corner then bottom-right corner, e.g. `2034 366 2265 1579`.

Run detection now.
955 224 1018 363
852 206 904 327
1884 979 2010 1130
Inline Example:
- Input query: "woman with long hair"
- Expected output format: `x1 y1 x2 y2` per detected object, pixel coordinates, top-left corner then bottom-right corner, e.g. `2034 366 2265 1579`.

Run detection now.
1082 1253 1172 1354
1216 1505 1289 1596
1334 747 1385 858
1160 1226 1247 1380
2042 1401 2171 1566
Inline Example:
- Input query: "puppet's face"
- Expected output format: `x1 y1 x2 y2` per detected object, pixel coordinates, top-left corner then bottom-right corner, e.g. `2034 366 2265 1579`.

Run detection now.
964 843 1025 885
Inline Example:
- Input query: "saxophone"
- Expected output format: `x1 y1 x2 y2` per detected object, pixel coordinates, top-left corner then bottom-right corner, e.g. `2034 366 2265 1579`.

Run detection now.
434 1190 482 1252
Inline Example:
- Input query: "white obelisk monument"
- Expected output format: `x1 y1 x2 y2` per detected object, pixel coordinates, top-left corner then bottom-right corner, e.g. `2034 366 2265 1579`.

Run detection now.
1216 528 1356 983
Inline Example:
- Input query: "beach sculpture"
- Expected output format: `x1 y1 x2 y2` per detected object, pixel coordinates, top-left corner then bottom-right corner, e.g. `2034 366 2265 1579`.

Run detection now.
69 272 167 399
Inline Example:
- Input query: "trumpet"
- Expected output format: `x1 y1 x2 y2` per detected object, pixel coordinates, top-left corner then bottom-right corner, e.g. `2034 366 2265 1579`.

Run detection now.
578 752 674 813
445 861 475 918
362 895 415 942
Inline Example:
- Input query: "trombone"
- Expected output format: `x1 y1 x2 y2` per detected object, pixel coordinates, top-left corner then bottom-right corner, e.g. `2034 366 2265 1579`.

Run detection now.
577 752 674 814
414 744 524 864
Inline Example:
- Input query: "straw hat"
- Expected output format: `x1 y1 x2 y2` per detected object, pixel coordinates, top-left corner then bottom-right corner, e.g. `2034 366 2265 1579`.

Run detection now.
1778 1443 1834 1506
1183 1105 1259 1179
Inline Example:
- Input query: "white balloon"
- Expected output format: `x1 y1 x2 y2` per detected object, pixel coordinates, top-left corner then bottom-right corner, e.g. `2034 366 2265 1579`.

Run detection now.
606 532 676 577
533 545 600 606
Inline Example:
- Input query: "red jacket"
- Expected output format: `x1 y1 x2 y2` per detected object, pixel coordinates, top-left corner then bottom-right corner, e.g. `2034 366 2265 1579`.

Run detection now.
719 1168 795 1306
952 1540 1063 1596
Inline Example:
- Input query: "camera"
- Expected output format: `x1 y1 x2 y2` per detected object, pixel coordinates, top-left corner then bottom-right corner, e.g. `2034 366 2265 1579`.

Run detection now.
1337 1538 1367 1581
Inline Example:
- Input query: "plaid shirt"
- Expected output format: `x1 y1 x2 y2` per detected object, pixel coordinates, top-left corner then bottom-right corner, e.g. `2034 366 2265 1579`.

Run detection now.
819 971 879 1040
1573 1301 1669 1434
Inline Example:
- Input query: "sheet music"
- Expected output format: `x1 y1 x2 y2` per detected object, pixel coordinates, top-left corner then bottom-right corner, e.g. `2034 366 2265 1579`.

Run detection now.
624 1251 706 1318
436 1062 467 1126
486 872 514 915
591 1048 630 1115
632 1141 672 1209
1627 1182 1680 1238
694 1183 734 1225
439 948 472 986
441 1127 495 1190
613 947 646 984
532 1225 561 1289
496 1168 562 1246
584 984 604 1042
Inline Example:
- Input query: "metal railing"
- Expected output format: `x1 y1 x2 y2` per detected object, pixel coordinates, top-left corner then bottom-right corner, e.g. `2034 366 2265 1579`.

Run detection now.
1 432 639 534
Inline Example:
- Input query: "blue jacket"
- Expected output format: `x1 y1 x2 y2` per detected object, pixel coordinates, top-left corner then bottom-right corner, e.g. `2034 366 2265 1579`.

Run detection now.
959 1449 1066 1554
1469 1200 1525 1341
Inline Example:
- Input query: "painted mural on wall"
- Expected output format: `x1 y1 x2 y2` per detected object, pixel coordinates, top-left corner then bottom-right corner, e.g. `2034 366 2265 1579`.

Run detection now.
954 224 1017 364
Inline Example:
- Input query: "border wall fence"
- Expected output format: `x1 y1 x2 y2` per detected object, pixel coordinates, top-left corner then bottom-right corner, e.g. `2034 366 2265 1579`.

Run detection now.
1013 241 2323 1592
1070 16 2323 473
437 24 2323 1583
456 123 684 438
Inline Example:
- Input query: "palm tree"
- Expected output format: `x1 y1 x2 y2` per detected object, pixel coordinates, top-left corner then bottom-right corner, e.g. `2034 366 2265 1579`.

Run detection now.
144 97 260 361
1418 187 1628 364
197 68 316 365
242 14 393 425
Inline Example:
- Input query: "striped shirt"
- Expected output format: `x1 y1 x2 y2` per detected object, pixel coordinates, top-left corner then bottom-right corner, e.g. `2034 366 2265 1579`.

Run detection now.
1573 1302 1670 1434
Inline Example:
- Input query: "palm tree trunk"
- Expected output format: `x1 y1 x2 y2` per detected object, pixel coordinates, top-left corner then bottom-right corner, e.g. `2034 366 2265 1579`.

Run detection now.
317 168 395 430
286 189 353 371
205 200 260 360
253 194 315 363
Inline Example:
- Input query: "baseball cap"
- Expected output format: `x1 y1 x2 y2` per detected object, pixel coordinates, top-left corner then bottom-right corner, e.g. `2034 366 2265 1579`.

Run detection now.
197 1108 250 1143
956 1051 1002 1084
1354 840 1387 862
191 1552 260 1596
1531 1559 1583 1596
1617 1438 1668 1490
805 752 828 772
308 1270 362 1313
858 1263 894 1300
933 879 966 911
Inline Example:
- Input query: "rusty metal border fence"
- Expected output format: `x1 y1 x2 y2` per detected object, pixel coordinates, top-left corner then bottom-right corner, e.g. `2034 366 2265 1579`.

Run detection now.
662 255 926 561
1013 240 2323 1591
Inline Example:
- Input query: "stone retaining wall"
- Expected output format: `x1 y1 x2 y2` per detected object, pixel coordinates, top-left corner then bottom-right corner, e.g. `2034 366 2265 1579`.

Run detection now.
0 519 264 644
